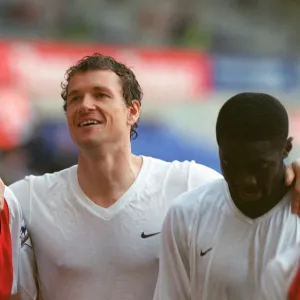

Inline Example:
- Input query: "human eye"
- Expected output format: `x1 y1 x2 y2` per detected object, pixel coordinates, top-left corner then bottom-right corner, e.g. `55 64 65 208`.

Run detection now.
255 159 271 169
95 93 109 99
260 163 269 169
67 95 80 103
71 96 80 102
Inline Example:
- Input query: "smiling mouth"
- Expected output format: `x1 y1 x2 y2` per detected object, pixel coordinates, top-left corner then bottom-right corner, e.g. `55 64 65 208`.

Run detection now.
78 120 102 127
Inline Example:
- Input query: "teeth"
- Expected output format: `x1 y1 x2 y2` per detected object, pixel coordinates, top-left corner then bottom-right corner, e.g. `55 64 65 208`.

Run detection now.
79 120 100 127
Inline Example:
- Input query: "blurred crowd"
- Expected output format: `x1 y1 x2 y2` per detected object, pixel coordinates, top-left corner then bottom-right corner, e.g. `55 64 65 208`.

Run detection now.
0 123 77 184
1 0 300 56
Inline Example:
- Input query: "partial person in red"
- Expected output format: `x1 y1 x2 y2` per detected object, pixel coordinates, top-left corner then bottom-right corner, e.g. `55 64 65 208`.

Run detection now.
0 178 31 300
0 179 13 299
289 261 300 300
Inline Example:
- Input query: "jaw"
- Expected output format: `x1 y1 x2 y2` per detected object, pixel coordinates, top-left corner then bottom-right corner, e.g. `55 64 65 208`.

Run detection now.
69 121 132 154
75 133 105 148
69 125 104 148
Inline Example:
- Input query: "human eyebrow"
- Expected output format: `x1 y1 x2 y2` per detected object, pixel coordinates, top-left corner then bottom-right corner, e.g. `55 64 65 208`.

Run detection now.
67 90 80 99
92 86 113 95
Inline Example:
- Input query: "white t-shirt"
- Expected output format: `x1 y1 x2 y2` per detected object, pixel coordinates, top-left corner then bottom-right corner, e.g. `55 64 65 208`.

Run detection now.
4 186 28 295
9 156 221 300
258 243 300 300
154 178 300 300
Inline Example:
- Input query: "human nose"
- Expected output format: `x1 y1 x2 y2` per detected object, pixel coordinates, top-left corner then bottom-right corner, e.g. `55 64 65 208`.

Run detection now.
242 173 258 189
80 94 96 111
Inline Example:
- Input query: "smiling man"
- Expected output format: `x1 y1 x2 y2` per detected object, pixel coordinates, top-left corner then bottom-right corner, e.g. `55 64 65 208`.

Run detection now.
154 93 300 300
8 55 300 300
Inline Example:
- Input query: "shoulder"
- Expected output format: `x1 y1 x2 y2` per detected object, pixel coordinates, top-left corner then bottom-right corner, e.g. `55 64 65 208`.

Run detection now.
144 156 221 189
168 178 226 221
187 161 222 189
163 178 227 246
9 166 77 221
145 156 219 176
9 165 77 197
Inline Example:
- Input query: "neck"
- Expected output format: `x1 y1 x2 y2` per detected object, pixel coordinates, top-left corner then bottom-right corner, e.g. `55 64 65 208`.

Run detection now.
77 145 143 208
232 171 289 219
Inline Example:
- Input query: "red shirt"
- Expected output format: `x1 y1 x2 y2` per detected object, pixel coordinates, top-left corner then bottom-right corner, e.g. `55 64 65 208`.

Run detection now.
289 259 300 300
0 200 13 299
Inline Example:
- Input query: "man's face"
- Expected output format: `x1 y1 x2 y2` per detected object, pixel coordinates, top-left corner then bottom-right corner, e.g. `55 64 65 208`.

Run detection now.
65 70 140 150
219 139 287 204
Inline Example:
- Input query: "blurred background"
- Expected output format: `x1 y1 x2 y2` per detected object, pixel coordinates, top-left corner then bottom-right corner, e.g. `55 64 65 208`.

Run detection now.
0 0 300 184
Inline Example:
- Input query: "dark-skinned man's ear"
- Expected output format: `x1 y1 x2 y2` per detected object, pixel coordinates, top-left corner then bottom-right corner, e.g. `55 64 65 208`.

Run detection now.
284 137 293 159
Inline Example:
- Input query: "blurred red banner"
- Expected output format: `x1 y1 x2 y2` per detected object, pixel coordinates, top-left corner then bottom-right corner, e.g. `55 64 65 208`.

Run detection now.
0 40 211 101
0 88 30 149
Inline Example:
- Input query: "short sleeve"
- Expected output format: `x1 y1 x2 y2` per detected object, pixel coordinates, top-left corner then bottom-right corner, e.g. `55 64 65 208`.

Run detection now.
187 161 222 190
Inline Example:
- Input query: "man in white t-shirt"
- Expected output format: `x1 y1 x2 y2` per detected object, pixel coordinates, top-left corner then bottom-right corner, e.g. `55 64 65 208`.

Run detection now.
258 243 300 300
154 93 300 300
8 55 300 300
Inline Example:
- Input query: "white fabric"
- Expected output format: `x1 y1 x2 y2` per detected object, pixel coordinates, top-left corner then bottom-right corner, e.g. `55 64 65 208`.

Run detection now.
154 178 300 300
258 243 300 300
9 156 221 300
5 186 24 295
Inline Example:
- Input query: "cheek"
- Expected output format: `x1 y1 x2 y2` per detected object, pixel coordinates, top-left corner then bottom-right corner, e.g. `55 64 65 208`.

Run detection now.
223 173 240 185
65 110 76 127
220 167 237 184
258 166 281 187
111 107 130 124
66 113 73 125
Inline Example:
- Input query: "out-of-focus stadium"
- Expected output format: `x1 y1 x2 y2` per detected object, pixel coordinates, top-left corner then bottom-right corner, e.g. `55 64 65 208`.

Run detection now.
0 0 300 184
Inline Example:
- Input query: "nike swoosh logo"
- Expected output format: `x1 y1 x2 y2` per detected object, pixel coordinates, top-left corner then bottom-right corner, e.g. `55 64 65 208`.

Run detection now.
200 247 212 256
141 232 160 239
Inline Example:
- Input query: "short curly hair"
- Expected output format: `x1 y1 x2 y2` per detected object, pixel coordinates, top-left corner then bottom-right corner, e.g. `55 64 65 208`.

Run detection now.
216 92 289 146
61 53 143 140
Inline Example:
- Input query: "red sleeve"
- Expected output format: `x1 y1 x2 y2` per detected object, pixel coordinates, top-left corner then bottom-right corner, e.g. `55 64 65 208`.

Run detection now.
289 259 300 300
0 199 13 300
